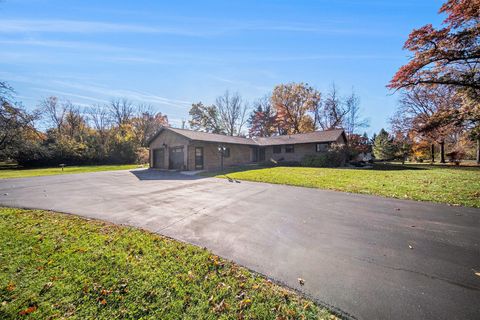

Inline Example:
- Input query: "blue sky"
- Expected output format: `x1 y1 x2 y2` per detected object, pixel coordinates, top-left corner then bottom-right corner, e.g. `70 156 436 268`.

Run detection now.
0 0 444 135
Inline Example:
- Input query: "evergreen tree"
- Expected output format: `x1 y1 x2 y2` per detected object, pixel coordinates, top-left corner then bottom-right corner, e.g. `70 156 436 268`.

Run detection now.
373 129 396 160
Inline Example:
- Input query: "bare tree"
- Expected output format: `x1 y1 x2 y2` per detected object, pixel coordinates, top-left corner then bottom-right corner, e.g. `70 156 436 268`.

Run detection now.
87 104 112 156
317 83 350 130
0 81 14 104
39 96 68 134
344 90 369 136
394 86 462 163
63 104 86 139
215 91 248 136
87 104 111 133
109 98 134 126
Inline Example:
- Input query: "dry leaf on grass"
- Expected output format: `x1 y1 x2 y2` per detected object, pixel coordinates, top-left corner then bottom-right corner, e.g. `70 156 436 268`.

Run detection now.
19 305 37 315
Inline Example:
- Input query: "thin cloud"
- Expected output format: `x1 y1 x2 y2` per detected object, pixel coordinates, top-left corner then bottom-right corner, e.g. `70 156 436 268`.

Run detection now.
208 75 270 92
0 19 392 37
253 53 403 62
0 39 131 51
0 19 215 37
0 19 164 34
32 87 110 104
51 80 192 109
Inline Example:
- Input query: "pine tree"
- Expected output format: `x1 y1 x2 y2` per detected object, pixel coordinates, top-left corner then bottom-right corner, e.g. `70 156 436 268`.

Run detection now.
373 129 396 160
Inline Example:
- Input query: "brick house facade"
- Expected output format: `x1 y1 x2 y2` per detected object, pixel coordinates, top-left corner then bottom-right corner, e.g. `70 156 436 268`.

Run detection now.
148 127 347 171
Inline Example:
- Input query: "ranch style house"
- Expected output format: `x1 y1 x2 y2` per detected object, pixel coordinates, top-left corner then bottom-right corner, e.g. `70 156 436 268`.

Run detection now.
147 127 347 171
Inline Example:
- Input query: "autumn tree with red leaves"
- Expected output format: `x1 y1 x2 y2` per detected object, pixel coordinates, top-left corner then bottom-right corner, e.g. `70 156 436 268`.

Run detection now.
389 0 480 163
248 96 278 137
388 0 479 91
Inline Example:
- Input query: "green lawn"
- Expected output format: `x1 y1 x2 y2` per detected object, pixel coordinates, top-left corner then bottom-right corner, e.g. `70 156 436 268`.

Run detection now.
0 164 142 179
213 163 480 208
0 208 335 319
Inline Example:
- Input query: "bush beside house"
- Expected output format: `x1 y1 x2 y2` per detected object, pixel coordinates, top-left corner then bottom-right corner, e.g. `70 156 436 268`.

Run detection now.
301 144 347 168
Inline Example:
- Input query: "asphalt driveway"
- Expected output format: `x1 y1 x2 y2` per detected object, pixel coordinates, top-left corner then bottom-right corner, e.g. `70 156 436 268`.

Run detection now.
0 169 479 319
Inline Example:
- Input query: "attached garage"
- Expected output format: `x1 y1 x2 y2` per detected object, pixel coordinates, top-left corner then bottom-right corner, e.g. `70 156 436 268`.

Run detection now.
169 146 184 170
152 148 165 169
147 126 347 171
148 127 189 170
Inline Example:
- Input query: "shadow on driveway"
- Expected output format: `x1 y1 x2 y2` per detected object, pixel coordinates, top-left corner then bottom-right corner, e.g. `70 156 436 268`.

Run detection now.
130 168 244 184
129 169 206 181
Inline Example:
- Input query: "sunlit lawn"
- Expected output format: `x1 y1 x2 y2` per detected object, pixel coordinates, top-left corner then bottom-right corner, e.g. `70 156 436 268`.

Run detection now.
213 163 480 208
0 164 142 179
0 208 335 319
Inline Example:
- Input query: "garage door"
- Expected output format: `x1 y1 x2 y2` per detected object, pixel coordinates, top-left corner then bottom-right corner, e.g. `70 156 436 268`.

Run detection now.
169 146 184 170
153 148 165 168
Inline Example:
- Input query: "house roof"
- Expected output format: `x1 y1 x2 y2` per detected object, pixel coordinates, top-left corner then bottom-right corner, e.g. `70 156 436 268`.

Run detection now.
148 127 257 146
148 127 345 146
253 129 346 146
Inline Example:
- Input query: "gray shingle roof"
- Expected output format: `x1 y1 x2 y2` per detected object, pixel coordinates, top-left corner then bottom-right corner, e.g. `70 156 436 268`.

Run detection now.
163 127 257 145
253 129 345 146
149 127 345 146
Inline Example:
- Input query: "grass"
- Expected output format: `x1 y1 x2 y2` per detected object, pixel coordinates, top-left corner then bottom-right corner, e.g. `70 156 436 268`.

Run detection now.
0 208 335 319
0 164 142 179
212 163 480 208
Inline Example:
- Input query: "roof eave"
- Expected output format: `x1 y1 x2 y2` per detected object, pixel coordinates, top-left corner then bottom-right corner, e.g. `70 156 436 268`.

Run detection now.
147 126 193 146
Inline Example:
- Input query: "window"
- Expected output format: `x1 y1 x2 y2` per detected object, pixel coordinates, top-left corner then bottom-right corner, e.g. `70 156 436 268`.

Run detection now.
273 145 282 154
223 147 230 158
285 144 294 153
316 143 329 152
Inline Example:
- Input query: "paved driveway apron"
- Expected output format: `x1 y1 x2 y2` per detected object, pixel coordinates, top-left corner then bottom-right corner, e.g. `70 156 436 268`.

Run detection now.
1 169 479 319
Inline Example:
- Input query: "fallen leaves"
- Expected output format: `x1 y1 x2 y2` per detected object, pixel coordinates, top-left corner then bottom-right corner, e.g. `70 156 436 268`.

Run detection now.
213 299 229 313
209 255 224 270
19 305 37 315
6 282 15 292
239 298 252 309
40 282 54 295
0 208 334 319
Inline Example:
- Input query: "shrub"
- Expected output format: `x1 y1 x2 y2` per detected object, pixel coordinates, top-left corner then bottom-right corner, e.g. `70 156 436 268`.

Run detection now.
135 147 150 164
446 150 464 165
301 144 347 168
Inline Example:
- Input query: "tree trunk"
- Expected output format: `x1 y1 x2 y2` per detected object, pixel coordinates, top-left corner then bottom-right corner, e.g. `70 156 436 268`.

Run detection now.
476 137 480 165
431 143 435 163
440 141 445 164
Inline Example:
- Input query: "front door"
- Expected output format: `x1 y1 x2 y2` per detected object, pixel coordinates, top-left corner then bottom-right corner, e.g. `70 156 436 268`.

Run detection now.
153 148 165 168
195 147 204 170
169 146 184 170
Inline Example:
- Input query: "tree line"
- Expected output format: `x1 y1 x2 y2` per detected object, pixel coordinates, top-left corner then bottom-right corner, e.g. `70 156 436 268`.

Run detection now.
1 81 370 167
1 0 477 167
0 84 168 166
189 83 368 137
